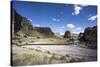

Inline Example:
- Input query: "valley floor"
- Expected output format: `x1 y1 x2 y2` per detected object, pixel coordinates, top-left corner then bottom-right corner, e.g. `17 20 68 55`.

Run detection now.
11 44 97 66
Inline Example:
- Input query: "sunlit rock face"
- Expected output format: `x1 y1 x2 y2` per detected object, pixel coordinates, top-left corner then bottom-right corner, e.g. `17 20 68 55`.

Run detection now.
79 26 97 49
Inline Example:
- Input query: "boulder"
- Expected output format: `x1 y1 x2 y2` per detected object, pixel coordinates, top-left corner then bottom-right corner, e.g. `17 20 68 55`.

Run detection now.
64 31 71 38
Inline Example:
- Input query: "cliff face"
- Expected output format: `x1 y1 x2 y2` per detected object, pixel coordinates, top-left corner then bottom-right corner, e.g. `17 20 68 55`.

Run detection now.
78 26 97 49
11 8 33 34
11 8 54 37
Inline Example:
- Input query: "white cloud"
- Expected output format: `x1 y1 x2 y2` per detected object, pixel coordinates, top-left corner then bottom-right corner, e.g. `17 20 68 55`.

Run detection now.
72 5 88 16
52 18 56 21
28 18 32 21
76 27 82 30
66 24 75 29
88 15 97 21
36 24 40 27
72 5 82 15
52 18 60 22
66 24 83 33
33 24 40 27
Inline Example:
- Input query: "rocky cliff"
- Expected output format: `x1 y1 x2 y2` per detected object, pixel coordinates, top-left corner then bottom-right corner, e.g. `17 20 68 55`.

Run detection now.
78 26 97 49
11 8 54 37
11 8 33 34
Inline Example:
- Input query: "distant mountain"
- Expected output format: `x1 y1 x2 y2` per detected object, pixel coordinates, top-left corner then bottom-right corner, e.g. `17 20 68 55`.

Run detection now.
11 8 54 38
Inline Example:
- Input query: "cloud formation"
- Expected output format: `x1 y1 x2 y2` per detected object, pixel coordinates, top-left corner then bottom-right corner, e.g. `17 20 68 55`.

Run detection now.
28 18 32 21
88 15 97 21
72 5 88 16
36 24 40 27
76 27 82 30
72 5 82 15
52 18 60 22
66 24 75 29
33 24 40 27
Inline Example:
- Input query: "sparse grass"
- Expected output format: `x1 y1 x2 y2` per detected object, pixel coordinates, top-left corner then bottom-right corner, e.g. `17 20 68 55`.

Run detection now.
12 52 52 66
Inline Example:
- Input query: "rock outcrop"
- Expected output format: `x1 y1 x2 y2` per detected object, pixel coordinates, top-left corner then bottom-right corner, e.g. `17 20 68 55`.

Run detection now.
78 26 97 49
34 27 54 37
63 31 71 38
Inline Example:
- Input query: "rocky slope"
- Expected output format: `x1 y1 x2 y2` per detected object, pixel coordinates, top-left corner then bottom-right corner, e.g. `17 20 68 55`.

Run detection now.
78 26 97 49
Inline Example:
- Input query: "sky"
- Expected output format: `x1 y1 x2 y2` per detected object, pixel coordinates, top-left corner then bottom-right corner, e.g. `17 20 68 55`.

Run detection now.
12 1 97 35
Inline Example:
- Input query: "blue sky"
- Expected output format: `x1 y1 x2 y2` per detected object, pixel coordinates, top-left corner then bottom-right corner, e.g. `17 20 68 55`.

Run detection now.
12 1 97 35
